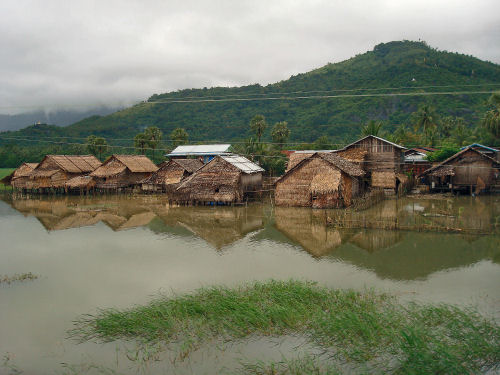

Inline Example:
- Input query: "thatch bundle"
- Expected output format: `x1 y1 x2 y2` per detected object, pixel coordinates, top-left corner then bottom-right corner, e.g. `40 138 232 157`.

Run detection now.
371 171 396 188
310 169 341 194
335 148 367 163
429 165 455 177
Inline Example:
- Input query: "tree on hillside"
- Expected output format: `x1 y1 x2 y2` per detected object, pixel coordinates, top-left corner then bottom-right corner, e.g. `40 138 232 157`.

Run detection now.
134 133 148 155
86 135 108 160
483 93 500 143
313 135 332 150
361 120 383 137
250 115 267 143
170 128 189 147
144 126 163 159
413 104 438 133
271 121 290 149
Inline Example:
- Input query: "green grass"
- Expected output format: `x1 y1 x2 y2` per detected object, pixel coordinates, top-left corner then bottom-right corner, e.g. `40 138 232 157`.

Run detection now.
70 280 500 374
0 168 14 181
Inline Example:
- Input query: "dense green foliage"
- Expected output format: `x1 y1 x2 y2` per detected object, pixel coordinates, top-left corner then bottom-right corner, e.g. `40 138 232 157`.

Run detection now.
1 40 499 167
71 280 500 374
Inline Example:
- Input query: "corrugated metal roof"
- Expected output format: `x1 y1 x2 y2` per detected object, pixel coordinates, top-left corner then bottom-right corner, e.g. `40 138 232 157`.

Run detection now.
167 144 231 156
220 154 264 173
461 143 499 153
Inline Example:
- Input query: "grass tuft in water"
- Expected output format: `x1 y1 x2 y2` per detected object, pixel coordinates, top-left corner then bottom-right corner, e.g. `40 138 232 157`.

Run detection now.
0 272 38 284
70 280 500 374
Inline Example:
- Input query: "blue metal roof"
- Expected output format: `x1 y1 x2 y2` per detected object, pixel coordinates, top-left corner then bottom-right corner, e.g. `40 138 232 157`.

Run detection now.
461 144 498 153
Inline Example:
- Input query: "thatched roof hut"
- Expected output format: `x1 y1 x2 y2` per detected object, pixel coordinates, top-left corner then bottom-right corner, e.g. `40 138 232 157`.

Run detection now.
141 158 203 192
91 154 158 189
1 162 39 189
275 152 365 208
419 146 500 193
29 155 101 190
174 154 264 204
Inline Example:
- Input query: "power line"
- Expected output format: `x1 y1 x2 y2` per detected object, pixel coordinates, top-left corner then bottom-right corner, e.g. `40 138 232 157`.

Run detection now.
145 90 497 104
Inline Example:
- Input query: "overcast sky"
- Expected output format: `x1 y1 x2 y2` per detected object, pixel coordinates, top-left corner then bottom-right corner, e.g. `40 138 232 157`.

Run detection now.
1 0 499 114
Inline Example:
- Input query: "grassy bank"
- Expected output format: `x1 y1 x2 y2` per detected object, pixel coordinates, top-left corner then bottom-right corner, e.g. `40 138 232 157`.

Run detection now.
71 280 500 374
0 168 14 180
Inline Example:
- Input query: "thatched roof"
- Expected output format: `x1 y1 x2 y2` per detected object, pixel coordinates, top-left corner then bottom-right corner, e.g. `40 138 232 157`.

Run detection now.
91 155 158 177
429 165 455 177
172 158 203 173
65 175 96 189
1 163 39 184
286 152 314 172
142 158 203 185
33 155 101 175
419 147 500 177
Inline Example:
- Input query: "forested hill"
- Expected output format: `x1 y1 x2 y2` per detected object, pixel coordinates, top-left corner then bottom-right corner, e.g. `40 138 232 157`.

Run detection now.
2 40 500 147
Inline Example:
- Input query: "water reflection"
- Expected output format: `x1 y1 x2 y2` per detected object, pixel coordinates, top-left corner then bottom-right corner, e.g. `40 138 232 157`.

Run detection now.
1 194 499 280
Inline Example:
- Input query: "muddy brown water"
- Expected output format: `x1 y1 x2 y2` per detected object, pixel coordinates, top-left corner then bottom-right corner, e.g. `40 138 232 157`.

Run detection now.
0 194 499 374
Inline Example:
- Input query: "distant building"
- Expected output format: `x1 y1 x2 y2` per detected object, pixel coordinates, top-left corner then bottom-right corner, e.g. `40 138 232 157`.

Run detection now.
166 144 231 163
419 146 500 194
174 154 264 205
403 147 436 176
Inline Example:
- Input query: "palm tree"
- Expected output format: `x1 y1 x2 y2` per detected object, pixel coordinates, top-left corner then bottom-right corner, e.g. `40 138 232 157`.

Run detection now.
170 128 189 147
86 135 108 160
134 133 148 155
414 104 438 133
483 93 500 143
144 126 162 159
271 121 290 149
250 115 267 143
361 120 383 137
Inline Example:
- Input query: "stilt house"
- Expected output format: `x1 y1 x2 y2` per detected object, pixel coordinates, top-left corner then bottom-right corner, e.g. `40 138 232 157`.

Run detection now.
29 155 101 191
65 175 96 193
90 155 158 190
174 155 264 204
141 158 203 192
419 146 500 193
336 135 406 191
275 152 365 208
1 162 38 189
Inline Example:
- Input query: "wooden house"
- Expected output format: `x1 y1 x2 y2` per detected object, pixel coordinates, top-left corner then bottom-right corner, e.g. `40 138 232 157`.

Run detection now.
1 162 38 190
336 135 406 190
419 146 500 193
275 152 365 208
65 175 96 193
403 147 435 176
29 155 101 191
141 158 203 192
174 154 264 204
90 155 158 190
461 144 499 161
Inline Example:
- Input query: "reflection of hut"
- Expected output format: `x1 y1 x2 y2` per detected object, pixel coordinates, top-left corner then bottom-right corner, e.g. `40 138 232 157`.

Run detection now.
174 155 264 205
142 159 203 192
155 206 264 249
349 230 403 252
29 155 101 191
419 147 500 193
275 153 365 208
91 155 158 190
336 135 406 191
274 207 348 257
1 163 38 189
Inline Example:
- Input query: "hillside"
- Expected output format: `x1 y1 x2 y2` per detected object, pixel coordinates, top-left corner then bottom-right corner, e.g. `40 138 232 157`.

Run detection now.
1 40 499 165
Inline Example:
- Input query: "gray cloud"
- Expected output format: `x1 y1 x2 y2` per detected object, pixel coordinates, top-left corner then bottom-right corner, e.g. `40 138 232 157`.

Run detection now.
1 0 499 114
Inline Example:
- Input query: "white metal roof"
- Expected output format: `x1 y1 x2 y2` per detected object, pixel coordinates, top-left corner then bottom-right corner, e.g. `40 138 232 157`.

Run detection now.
167 144 231 156
221 154 265 173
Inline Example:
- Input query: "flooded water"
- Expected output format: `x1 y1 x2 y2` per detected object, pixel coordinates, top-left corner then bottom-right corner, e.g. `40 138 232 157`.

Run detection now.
0 194 499 374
